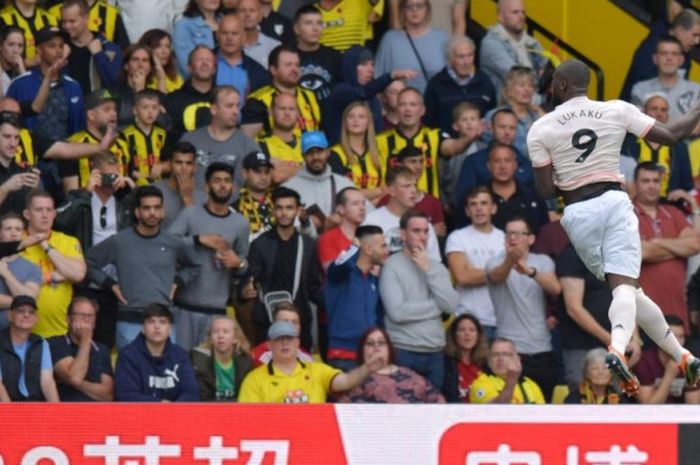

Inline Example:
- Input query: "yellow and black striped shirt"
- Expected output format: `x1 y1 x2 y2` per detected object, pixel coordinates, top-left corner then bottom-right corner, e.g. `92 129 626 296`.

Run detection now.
49 0 121 44
233 187 276 238
15 129 37 168
316 0 382 51
65 130 130 188
242 85 321 137
329 144 383 189
258 133 303 164
376 126 444 199
0 4 57 60
121 124 169 186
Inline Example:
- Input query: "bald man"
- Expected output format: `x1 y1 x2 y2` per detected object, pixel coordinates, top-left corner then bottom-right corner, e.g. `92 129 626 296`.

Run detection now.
527 59 700 396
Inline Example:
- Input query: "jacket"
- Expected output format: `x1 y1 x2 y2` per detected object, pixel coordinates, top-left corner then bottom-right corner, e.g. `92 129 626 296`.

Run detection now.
7 69 85 134
190 346 253 401
283 165 356 218
114 333 199 402
80 33 123 92
164 79 213 140
424 67 496 135
0 329 45 401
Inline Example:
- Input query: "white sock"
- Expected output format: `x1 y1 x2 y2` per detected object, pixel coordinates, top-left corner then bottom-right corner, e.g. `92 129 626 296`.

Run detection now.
609 284 637 355
635 288 688 363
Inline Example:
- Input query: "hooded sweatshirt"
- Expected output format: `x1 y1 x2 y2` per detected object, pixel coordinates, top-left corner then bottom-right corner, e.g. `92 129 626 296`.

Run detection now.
324 46 393 144
282 165 356 217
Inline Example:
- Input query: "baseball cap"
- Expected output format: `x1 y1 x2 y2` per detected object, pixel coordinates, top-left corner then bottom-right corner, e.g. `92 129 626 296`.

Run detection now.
396 145 424 161
243 150 273 170
267 320 298 340
10 295 37 310
85 89 119 110
301 131 329 154
34 27 63 47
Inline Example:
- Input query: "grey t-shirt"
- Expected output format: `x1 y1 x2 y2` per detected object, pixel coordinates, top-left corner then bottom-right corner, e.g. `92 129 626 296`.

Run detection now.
0 256 42 308
152 180 207 230
180 127 260 190
486 252 554 354
631 76 700 119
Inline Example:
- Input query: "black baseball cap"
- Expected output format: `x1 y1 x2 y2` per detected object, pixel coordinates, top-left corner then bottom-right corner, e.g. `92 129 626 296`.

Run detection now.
34 27 63 47
10 295 37 310
243 151 273 170
85 89 119 110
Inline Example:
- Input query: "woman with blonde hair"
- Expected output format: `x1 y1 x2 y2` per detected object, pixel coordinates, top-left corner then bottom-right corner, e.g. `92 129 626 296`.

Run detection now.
190 316 253 401
329 101 385 203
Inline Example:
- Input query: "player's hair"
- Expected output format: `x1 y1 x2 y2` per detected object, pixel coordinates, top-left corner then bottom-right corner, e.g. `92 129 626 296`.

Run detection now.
271 90 297 110
187 44 215 66
502 66 536 104
269 44 299 70
210 85 240 105
633 161 663 181
452 101 480 123
671 9 700 31
398 0 431 26
335 186 361 206
90 150 118 169
355 224 383 241
489 336 516 351
138 29 179 81
339 101 381 173
487 142 517 161
445 313 488 367
665 315 685 327
272 301 300 319
465 186 496 205
206 316 251 354
399 209 428 230
294 4 321 23
385 166 415 187
121 44 156 85
271 186 301 206
170 141 197 160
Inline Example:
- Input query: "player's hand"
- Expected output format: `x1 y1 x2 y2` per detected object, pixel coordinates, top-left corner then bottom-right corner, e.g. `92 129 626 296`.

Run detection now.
169 283 177 300
2 174 27 193
505 246 524 264
150 162 163 180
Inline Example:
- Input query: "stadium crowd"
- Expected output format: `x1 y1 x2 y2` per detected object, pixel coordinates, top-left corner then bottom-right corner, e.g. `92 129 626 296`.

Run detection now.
0 0 698 405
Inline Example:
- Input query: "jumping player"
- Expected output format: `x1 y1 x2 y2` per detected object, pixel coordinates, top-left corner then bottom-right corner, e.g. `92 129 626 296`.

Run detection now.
526 59 700 396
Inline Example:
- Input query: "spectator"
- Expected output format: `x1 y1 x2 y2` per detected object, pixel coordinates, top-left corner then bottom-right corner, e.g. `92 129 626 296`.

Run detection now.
0 213 41 329
453 109 534 220
173 0 222 77
376 88 471 200
85 185 201 349
485 216 561 399
48 296 113 401
374 0 448 93
239 0 281 70
240 44 322 138
276 0 314 20
328 102 385 203
153 142 207 229
164 45 216 140
60 88 130 193
294 5 341 104
49 0 129 50
113 0 187 44
443 313 488 403
378 79 405 131
0 0 58 63
190 316 253 401
246 187 323 349
114 303 199 402
238 320 382 402
446 187 504 338
318 186 366 270
20 190 86 338
233 150 276 240
636 315 700 403
325 46 416 144
379 209 458 390
60 0 122 96
363 166 441 261
478 0 547 96
139 29 184 93
621 8 700 102
257 92 303 184
631 36 700 119
121 90 171 187
337 327 445 402
53 151 135 348
0 112 40 215
0 295 58 401
248 302 314 367
634 162 700 334
0 27 26 97
169 162 250 351
424 36 496 136
565 348 629 404
470 337 545 404
7 27 85 140
283 130 356 232
482 66 544 157
325 225 387 371
315 0 382 52
180 85 260 191
621 95 693 198
259 0 294 43
215 14 270 102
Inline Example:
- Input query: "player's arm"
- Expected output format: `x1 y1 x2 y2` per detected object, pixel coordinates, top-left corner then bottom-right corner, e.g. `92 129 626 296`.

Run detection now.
645 103 700 145
527 131 557 199
533 165 557 199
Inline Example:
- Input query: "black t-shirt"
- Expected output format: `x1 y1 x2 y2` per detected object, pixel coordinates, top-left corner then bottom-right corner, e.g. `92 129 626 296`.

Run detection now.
269 230 298 294
67 42 93 96
48 334 113 402
298 45 341 103
555 244 612 350
260 10 294 44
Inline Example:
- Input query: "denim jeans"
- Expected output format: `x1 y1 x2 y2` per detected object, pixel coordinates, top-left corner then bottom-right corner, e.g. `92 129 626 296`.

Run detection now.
395 348 445 391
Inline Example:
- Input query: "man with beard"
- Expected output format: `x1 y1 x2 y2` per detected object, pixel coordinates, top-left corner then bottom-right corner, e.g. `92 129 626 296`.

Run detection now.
169 162 250 351
85 185 201 349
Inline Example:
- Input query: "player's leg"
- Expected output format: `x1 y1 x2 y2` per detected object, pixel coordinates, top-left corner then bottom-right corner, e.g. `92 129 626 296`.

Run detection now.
604 274 640 395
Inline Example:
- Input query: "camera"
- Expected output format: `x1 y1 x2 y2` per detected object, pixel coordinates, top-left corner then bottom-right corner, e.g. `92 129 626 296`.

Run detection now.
101 173 118 187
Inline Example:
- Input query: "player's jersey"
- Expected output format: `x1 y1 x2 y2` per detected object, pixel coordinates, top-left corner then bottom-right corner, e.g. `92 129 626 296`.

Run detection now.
527 96 655 191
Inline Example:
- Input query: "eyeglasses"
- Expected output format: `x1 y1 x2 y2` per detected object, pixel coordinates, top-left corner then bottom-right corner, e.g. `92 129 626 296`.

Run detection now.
505 231 531 238
404 3 427 10
364 339 387 348
70 312 96 320
99 206 107 229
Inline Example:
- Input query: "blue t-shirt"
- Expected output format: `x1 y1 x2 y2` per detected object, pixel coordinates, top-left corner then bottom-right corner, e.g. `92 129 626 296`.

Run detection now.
0 339 52 397
0 257 42 306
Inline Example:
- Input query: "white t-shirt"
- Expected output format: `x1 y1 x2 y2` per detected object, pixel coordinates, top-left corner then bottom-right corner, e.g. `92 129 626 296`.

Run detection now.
445 225 505 327
527 96 656 191
363 206 442 262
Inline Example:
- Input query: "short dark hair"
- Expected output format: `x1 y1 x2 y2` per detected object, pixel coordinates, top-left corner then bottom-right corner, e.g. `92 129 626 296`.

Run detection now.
269 44 298 70
134 185 163 208
271 186 300 206
187 44 215 66
385 166 415 187
210 85 240 105
294 4 321 23
336 186 360 206
634 161 663 181
143 303 173 323
671 9 700 31
205 161 234 182
169 141 197 160
272 301 300 319
62 0 89 15
665 315 685 327
355 224 383 240
0 211 24 229
0 111 21 130
465 186 495 205
68 296 99 315
357 327 396 365
504 215 532 234
656 34 683 53
25 189 53 209
134 89 161 106
399 209 428 230
491 107 517 124
487 142 517 161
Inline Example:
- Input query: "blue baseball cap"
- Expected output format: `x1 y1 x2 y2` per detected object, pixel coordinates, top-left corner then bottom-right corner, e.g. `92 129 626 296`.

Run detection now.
301 131 329 154
268 320 298 340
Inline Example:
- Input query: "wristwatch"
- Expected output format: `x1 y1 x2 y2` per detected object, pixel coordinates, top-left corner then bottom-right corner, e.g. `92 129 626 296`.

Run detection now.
528 267 537 278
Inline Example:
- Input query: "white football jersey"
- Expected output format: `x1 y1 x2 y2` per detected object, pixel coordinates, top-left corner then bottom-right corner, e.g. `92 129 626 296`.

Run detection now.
527 96 656 191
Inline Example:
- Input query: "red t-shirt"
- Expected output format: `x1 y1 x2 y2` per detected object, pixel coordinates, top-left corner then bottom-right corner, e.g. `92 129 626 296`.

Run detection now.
377 193 445 224
457 361 481 403
317 226 352 269
250 342 314 367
